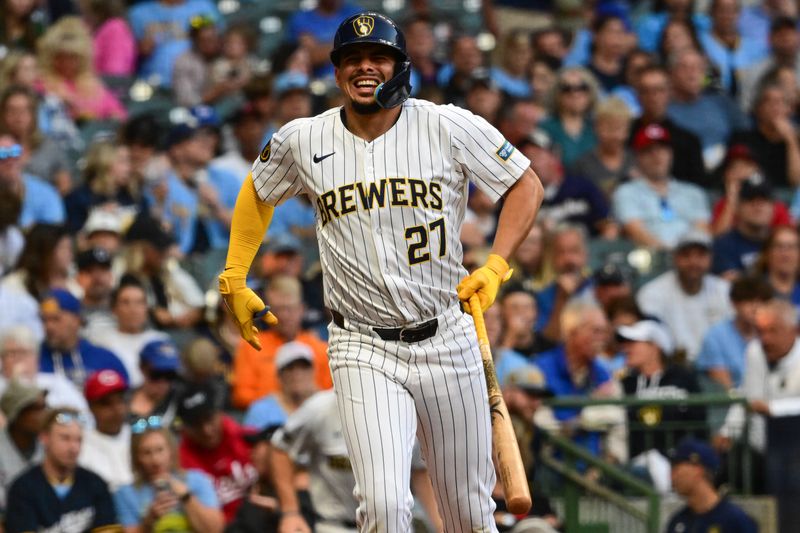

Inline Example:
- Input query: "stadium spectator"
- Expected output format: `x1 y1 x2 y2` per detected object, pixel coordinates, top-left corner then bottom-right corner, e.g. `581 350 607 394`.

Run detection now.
262 72 313 142
0 325 89 414
210 104 262 180
602 295 645 377
712 173 776 278
81 0 136 77
37 17 127 121
404 15 441 94
0 133 65 228
122 214 205 333
128 0 221 87
0 380 46 511
0 85 73 195
586 263 634 318
497 98 546 154
39 288 129 387
0 51 38 89
177 381 258 522
613 124 711 249
520 128 613 238
637 230 733 361
80 207 126 254
76 247 116 335
532 27 568 67
0 187 22 276
209 23 257 95
181 337 229 410
284 0 361 78
536 302 626 461
666 48 748 169
498 285 554 361
130 339 182 424
752 226 800 309
0 0 44 52
535 224 593 339
115 421 224 533
464 70 503 124
87 281 168 387
711 143 792 236
656 18 704 67
729 82 800 188
634 0 711 53
617 319 705 489
740 16 800 112
172 15 223 107
490 30 533 99
586 15 629 94
78 369 133 490
64 139 138 234
480 299 533 386
244 341 320 431
701 0 768 98
697 277 774 390
570 97 636 196
540 67 599 166
440 35 484 106
232 276 332 409
508 222 548 293
119 113 166 188
666 438 757 533
631 65 706 185
5 407 120 533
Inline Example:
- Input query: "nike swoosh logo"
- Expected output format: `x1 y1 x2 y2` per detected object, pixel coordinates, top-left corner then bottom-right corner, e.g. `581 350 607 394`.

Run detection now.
313 152 335 163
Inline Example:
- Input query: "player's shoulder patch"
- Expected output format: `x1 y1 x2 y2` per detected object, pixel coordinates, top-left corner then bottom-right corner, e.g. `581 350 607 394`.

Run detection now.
259 139 272 162
496 140 515 161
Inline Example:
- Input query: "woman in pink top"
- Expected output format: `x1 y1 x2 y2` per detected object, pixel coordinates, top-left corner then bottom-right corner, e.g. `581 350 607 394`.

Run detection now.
81 0 136 77
37 16 127 121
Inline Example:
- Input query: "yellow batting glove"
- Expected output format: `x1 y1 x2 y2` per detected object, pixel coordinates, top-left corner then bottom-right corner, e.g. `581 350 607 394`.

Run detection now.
218 272 278 351
457 254 513 313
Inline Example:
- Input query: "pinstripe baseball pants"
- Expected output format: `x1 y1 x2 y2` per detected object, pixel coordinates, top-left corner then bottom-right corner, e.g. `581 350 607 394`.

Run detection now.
328 304 498 533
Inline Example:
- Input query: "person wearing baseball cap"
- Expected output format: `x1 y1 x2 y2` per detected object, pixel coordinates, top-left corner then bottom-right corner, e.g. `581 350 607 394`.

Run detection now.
129 339 182 427
665 438 757 533
0 380 46 509
38 288 129 388
177 381 257 522
617 320 706 462
76 247 116 336
78 370 132 490
243 341 319 430
613 123 711 250
637 227 734 361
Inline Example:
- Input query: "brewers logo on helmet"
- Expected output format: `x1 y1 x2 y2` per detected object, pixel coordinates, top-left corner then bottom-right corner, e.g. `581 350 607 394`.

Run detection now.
353 15 374 37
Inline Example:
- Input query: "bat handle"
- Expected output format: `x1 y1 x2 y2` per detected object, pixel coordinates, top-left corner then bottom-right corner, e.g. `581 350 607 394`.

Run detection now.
469 295 487 338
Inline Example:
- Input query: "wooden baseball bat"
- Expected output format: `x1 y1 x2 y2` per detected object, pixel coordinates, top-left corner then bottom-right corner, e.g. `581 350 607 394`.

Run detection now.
469 295 532 515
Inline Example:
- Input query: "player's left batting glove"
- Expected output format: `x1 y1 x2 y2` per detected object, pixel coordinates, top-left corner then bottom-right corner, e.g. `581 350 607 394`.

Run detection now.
457 254 513 313
218 272 278 351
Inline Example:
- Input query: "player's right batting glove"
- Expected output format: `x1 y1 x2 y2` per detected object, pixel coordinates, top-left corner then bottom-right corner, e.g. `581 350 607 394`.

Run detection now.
457 254 513 314
218 272 278 351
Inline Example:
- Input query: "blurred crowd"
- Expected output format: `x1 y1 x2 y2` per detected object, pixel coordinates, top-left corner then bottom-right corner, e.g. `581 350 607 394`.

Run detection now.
1 0 800 531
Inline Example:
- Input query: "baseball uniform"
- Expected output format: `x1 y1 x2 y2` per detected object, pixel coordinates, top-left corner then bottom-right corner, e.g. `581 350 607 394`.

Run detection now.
251 97 530 532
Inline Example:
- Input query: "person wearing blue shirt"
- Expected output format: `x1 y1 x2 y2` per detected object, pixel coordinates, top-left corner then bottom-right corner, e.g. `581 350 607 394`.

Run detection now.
0 137 64 228
666 438 758 533
697 276 773 390
128 0 221 87
285 0 362 78
700 0 769 98
38 289 129 388
535 302 620 459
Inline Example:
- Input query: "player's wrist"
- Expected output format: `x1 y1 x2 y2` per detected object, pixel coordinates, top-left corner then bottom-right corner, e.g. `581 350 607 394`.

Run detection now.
486 254 510 277
219 272 247 294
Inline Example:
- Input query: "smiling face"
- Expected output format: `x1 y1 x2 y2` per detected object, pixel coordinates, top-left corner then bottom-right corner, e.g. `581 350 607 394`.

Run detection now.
334 43 398 114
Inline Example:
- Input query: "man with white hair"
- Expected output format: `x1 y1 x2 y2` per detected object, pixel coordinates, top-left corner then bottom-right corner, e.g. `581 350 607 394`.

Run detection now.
535 301 626 462
716 298 800 530
0 326 88 415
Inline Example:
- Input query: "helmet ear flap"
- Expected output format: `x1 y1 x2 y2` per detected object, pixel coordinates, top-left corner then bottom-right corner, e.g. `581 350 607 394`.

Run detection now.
375 60 411 109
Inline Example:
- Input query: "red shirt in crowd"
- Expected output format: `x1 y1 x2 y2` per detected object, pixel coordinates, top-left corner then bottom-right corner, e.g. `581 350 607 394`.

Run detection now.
179 416 258 522
712 198 792 227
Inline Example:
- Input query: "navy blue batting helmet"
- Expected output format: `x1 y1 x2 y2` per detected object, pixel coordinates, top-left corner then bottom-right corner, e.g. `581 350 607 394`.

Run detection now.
330 12 411 109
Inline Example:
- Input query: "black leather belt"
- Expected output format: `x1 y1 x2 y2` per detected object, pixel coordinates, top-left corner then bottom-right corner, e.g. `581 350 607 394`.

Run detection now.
331 310 438 343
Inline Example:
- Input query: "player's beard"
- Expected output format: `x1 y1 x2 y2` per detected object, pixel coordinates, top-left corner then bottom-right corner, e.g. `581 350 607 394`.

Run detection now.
351 99 381 114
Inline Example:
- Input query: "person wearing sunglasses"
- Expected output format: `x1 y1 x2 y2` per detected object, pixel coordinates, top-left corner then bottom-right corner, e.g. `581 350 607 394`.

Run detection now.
114 420 224 533
130 339 182 427
5 407 122 533
0 133 65 229
78 370 133 491
541 67 599 167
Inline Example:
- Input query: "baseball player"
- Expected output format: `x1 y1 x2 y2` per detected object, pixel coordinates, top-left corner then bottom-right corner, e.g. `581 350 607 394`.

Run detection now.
219 11 543 533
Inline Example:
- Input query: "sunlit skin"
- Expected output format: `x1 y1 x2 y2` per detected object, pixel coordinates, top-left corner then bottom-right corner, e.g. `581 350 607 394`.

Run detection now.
90 391 127 436
42 421 83 474
183 412 223 450
674 246 711 294
136 430 172 481
334 43 397 114
114 285 149 334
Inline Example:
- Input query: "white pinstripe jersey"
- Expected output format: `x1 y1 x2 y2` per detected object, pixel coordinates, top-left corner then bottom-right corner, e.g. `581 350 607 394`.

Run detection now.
252 98 530 326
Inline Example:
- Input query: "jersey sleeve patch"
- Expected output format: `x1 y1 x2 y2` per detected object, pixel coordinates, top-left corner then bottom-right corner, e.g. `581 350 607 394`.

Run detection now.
259 139 272 162
496 140 515 161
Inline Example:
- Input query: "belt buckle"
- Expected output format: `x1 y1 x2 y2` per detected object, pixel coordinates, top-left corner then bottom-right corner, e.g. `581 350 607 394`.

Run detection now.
398 320 435 343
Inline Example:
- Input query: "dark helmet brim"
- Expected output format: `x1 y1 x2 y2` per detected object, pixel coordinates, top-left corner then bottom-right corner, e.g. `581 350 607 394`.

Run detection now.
329 12 408 66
